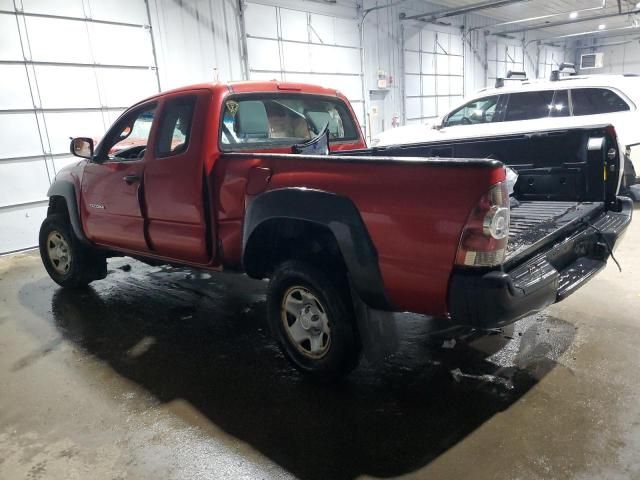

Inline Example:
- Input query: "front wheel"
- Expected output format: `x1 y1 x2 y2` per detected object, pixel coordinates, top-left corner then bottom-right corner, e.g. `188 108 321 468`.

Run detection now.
39 213 106 288
267 260 361 380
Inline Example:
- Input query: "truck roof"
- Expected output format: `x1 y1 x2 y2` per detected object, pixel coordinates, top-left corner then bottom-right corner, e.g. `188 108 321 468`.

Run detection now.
143 80 343 102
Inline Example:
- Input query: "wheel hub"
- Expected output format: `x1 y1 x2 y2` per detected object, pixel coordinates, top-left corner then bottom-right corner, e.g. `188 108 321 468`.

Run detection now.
281 287 331 359
299 304 323 333
46 230 72 275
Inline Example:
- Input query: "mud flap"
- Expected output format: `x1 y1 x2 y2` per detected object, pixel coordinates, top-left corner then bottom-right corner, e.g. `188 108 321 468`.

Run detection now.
350 282 399 363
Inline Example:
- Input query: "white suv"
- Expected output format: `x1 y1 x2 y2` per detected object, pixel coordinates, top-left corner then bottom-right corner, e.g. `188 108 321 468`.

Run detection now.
373 73 640 191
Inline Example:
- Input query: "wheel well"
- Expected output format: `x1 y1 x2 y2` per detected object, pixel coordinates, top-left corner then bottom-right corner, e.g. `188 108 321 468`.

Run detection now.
47 196 69 218
243 218 347 280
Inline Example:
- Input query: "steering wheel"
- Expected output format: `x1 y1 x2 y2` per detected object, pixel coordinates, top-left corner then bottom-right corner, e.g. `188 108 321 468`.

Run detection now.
137 148 146 159
460 117 472 125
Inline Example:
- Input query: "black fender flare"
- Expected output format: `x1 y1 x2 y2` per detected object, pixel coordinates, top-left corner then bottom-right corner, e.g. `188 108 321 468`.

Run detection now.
243 188 393 310
47 180 90 245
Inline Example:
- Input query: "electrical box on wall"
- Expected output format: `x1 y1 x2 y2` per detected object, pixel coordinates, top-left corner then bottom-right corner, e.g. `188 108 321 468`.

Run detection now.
377 69 387 89
580 53 604 69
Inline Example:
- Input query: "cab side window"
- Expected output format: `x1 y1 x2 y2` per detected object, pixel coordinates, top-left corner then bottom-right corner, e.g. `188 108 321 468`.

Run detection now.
571 88 630 116
156 96 196 156
443 96 500 127
503 91 555 122
101 105 156 161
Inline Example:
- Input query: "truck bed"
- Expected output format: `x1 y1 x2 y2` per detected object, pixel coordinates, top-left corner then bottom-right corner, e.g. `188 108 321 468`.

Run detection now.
506 200 604 266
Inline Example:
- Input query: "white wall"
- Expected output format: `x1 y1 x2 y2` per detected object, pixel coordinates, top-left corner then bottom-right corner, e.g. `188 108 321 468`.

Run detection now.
146 0 572 139
361 1 494 135
0 0 578 252
147 0 245 88
0 0 158 253
573 36 640 74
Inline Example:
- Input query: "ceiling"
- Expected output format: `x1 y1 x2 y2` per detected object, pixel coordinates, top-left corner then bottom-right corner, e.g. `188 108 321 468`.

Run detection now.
424 0 640 40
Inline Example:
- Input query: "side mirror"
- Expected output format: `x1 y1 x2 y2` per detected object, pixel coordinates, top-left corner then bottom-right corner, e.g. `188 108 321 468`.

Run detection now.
70 137 94 159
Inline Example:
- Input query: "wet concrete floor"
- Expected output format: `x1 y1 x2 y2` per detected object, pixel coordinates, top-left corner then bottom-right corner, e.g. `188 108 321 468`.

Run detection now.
1 209 639 479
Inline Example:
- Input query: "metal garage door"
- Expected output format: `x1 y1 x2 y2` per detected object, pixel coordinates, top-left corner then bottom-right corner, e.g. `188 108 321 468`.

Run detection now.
403 27 464 124
537 45 566 79
486 39 525 84
0 0 159 254
243 2 364 129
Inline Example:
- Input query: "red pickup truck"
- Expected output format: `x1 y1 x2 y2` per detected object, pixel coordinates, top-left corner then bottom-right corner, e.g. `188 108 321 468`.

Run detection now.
40 80 632 379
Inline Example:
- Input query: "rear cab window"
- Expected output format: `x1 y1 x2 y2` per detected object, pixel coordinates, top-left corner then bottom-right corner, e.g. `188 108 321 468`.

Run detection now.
570 88 630 116
219 94 358 150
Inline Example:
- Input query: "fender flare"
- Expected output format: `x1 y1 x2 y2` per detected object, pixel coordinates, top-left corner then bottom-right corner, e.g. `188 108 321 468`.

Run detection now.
243 188 393 310
47 180 90 245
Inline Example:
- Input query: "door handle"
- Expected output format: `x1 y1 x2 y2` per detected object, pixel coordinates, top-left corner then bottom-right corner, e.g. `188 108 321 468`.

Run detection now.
123 174 140 185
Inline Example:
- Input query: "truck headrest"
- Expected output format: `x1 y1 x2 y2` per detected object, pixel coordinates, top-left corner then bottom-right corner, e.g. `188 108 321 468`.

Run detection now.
306 111 329 132
235 101 269 138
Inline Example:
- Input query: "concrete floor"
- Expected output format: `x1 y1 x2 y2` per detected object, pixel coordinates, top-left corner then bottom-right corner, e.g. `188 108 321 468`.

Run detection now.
1 209 639 480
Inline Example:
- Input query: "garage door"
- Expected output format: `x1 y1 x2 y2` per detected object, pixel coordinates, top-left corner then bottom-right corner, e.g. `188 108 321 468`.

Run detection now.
243 2 364 129
538 45 566 79
486 39 525 84
0 0 159 254
403 27 464 124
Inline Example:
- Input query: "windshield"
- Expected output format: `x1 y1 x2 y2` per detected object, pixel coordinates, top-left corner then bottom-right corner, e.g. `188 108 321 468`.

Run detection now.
220 95 358 149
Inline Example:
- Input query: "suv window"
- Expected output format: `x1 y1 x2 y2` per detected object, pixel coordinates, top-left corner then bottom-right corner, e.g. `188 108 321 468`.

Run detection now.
443 96 500 127
503 91 555 122
220 95 359 149
101 104 156 161
571 88 630 116
550 90 569 118
156 96 196 156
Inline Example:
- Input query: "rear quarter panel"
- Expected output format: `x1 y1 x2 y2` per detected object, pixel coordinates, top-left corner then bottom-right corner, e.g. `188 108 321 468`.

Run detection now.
213 155 503 316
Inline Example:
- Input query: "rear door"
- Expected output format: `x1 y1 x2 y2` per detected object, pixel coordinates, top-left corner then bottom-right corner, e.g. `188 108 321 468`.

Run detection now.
142 90 212 264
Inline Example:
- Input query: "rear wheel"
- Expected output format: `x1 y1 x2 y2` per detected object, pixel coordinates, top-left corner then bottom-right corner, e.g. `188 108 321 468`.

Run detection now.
39 213 106 288
267 260 360 380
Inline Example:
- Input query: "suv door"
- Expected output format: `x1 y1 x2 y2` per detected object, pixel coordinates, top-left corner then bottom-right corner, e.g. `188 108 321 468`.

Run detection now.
570 87 635 185
142 91 212 264
502 90 555 122
570 88 630 117
442 95 501 127
81 102 157 252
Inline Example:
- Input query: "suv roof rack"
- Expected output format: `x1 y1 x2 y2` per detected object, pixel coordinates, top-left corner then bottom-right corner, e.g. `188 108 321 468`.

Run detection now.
495 70 528 88
550 62 577 81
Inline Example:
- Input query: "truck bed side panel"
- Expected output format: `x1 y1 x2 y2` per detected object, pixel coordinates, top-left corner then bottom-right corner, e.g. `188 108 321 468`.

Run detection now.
213 154 503 315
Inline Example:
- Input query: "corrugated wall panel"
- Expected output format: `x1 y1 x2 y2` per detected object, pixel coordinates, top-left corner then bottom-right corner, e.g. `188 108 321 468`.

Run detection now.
0 0 158 253
147 0 244 88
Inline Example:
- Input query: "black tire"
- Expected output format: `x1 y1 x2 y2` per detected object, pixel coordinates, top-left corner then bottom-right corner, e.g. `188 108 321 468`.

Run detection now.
39 213 106 288
267 260 361 380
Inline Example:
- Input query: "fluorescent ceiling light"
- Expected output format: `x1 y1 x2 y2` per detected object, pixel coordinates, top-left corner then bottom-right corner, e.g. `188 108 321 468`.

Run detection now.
569 11 578 19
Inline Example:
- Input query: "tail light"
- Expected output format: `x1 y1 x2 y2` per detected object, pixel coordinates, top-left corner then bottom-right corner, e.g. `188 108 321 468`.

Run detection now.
455 181 510 267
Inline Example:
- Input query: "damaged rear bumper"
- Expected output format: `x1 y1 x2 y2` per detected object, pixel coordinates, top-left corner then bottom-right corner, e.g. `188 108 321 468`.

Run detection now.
448 197 633 329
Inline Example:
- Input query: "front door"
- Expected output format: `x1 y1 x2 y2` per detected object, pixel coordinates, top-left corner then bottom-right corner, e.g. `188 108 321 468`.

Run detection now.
81 103 157 252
